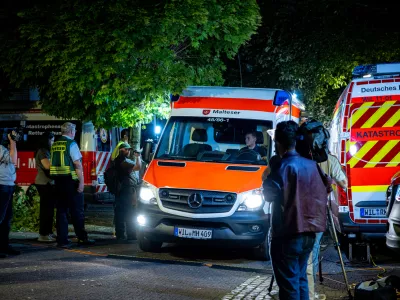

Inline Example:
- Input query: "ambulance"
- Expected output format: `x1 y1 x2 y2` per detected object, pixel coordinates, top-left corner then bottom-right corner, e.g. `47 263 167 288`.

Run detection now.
136 86 304 259
0 110 116 204
329 63 400 248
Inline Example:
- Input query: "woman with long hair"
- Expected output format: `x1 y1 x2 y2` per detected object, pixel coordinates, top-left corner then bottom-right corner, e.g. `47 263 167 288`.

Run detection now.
35 131 56 242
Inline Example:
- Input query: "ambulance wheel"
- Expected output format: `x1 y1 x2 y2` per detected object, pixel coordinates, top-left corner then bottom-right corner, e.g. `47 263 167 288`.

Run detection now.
253 229 271 261
138 233 162 253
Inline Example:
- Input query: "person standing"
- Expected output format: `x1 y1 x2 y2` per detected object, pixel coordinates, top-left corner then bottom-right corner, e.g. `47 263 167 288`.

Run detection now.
114 142 141 240
35 131 56 242
111 129 129 161
307 152 348 300
263 121 328 300
0 132 21 258
50 122 94 248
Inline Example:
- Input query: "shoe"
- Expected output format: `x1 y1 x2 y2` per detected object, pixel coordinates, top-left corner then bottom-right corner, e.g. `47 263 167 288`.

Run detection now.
57 242 72 249
1 246 21 255
77 239 95 245
38 235 57 242
315 293 326 300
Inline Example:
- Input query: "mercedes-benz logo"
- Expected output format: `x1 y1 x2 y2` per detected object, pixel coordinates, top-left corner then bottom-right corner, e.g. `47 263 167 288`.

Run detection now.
188 193 203 209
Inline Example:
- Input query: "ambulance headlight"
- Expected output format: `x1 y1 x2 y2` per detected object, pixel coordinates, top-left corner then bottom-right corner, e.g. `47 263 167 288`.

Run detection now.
349 144 358 156
139 183 157 205
238 189 264 211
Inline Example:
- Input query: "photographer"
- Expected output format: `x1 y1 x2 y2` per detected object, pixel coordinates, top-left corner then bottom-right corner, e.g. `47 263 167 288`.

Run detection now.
114 143 142 240
263 121 328 300
0 132 21 258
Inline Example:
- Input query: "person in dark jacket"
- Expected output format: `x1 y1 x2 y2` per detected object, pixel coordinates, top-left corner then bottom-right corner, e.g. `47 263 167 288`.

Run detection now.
263 121 328 300
35 131 56 242
114 142 142 240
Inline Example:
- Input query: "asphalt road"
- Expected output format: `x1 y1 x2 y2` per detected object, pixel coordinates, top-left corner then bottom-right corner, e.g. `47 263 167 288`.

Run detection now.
1 205 400 299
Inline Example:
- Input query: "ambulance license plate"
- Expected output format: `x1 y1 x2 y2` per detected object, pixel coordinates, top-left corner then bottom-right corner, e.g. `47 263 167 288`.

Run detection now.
360 208 386 218
174 227 212 240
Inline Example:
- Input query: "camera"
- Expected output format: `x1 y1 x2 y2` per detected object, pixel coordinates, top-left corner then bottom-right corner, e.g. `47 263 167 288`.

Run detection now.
1 127 24 147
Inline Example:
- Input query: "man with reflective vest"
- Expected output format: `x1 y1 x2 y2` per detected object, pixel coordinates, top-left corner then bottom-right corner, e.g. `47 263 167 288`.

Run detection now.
50 122 94 248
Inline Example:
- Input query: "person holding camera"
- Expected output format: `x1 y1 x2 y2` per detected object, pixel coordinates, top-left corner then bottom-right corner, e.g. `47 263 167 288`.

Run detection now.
307 152 348 300
114 142 142 240
35 131 56 242
50 122 94 248
263 121 328 300
0 132 21 258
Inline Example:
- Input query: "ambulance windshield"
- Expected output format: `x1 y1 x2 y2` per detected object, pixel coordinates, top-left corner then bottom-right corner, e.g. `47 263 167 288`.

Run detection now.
155 117 273 165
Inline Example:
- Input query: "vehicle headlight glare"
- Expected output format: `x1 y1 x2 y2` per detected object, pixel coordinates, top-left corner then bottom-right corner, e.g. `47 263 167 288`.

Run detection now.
137 215 146 226
349 144 357 156
244 194 263 209
139 186 156 204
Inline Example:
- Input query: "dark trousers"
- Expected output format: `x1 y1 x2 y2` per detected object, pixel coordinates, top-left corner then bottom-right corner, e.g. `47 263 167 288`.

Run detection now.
54 178 87 245
270 233 315 300
36 184 56 236
0 184 14 250
114 187 136 239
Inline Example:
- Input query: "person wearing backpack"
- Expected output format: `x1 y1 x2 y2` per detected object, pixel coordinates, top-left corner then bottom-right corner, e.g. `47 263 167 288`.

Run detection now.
114 142 142 240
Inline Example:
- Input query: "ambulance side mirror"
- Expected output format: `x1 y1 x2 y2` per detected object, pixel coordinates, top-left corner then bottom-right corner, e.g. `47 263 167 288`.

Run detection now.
143 139 154 163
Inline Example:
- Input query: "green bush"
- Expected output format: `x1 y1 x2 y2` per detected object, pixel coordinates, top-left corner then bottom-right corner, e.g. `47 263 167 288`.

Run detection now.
12 185 42 232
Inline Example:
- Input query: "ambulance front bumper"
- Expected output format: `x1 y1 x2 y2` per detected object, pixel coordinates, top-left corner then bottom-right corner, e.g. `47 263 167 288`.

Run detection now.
136 204 270 248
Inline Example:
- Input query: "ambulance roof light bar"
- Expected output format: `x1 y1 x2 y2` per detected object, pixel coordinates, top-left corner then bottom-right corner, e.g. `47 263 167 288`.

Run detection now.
352 62 400 79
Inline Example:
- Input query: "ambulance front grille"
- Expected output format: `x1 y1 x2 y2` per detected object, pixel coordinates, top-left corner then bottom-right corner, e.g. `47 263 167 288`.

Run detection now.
158 188 236 214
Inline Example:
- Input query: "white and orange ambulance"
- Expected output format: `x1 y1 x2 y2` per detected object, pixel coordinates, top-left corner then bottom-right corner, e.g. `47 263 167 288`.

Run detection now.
136 86 304 259
329 63 400 248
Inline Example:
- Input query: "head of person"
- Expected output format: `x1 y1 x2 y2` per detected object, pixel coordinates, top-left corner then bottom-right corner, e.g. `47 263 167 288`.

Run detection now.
41 131 55 150
119 142 132 158
121 129 129 143
245 131 257 148
274 121 299 157
61 122 76 139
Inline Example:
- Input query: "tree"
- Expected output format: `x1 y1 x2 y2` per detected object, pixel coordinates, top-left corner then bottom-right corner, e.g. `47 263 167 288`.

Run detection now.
224 0 400 122
1 0 260 128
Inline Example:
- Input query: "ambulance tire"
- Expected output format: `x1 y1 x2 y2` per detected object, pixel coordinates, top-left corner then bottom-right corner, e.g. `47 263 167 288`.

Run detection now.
138 233 162 253
253 228 271 261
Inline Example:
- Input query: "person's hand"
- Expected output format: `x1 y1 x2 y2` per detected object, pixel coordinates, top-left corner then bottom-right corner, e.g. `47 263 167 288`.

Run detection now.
261 156 268 161
7 132 16 143
77 181 84 193
133 151 141 158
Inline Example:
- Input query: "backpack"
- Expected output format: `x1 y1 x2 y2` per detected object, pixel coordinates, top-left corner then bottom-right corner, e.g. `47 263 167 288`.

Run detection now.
296 119 330 163
104 161 120 195
354 275 400 300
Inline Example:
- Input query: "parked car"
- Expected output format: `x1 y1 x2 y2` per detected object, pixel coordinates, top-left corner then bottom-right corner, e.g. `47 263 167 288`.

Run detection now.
386 171 400 251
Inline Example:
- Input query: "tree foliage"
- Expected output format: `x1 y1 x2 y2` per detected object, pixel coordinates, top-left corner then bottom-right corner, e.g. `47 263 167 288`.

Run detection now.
12 186 43 232
1 0 260 128
224 0 400 122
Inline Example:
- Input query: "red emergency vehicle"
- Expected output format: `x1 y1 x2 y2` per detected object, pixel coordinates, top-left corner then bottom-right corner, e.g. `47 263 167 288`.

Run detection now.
329 63 400 247
0 110 115 203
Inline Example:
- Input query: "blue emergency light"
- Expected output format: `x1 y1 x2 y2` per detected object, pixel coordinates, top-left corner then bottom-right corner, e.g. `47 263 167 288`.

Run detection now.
352 63 400 78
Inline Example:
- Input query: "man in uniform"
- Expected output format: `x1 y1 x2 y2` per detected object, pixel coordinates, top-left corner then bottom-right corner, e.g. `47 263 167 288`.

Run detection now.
50 122 94 248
